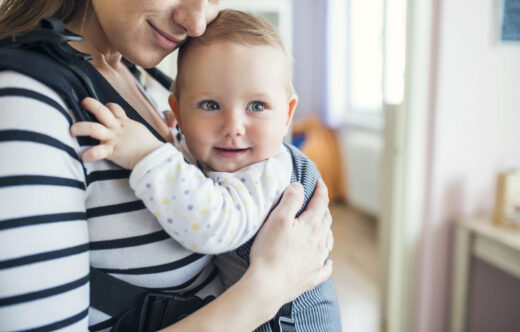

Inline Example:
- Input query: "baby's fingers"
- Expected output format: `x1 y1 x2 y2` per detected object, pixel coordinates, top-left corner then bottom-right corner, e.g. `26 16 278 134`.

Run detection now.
71 122 115 141
81 144 114 163
106 102 127 119
81 98 122 128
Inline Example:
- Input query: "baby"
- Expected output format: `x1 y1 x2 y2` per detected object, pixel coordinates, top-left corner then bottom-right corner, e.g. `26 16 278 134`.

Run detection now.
72 9 340 331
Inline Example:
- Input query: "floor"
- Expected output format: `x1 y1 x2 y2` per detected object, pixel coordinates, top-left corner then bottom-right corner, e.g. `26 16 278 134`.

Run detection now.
329 202 381 332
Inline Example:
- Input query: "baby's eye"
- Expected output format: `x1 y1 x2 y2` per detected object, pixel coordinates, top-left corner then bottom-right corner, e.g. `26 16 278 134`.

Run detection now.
200 100 220 111
246 101 266 112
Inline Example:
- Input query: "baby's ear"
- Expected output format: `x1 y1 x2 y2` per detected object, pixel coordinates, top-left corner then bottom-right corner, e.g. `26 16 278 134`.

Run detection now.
286 94 298 127
168 94 182 129
162 110 177 128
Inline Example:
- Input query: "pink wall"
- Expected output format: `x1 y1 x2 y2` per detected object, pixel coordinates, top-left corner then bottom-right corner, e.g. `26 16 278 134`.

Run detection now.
414 0 520 331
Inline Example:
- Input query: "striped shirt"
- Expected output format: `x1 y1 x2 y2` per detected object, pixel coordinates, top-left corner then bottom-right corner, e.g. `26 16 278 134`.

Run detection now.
0 70 222 331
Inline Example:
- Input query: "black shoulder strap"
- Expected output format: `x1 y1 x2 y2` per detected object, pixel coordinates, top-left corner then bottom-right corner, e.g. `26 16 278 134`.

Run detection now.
0 17 96 122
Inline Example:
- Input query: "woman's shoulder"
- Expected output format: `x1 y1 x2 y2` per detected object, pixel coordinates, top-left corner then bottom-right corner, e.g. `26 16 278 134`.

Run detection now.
0 70 77 143
0 70 69 107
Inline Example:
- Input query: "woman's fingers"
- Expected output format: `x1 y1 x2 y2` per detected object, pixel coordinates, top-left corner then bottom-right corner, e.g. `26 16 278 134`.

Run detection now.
297 180 329 228
326 229 334 253
323 208 334 249
325 207 333 228
70 121 115 141
80 98 123 128
248 179 335 305
270 182 304 226
81 144 114 163
317 258 334 285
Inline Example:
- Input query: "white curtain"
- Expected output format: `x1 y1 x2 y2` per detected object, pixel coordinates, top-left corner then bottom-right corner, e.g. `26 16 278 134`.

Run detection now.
324 0 349 128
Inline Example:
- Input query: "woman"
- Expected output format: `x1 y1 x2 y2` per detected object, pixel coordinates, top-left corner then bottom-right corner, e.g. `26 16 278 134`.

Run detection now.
0 0 334 331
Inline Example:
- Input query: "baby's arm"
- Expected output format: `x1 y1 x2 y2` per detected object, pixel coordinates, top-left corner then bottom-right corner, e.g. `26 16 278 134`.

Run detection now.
130 143 290 254
70 98 163 169
71 98 288 254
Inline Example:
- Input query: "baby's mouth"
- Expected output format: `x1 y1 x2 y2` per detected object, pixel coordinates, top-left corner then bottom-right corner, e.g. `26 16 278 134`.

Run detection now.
214 147 250 158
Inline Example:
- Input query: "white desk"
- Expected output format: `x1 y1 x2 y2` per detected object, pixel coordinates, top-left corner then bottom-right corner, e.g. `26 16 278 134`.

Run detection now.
450 218 520 332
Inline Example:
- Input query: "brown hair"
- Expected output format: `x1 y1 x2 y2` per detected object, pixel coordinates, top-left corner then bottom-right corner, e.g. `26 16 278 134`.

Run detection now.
0 0 87 39
174 9 294 96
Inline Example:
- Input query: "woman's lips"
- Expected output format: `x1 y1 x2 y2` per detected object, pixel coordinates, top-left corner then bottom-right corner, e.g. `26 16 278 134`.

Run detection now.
149 22 181 51
214 147 250 159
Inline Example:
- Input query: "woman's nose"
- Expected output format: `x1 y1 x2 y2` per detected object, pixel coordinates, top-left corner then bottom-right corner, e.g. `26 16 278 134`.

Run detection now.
172 0 211 37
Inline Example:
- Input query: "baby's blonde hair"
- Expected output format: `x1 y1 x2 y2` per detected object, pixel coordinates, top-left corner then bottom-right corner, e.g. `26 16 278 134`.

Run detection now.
174 9 295 96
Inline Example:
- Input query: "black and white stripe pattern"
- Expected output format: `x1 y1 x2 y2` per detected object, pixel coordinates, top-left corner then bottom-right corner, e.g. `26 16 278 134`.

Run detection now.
0 71 221 331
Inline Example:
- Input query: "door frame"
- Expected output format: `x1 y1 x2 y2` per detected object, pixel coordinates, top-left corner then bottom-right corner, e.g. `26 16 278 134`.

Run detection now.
380 0 436 331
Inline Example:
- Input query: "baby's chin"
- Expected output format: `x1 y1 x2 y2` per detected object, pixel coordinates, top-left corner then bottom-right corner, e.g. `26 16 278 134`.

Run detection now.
207 163 247 173
206 158 266 173
202 153 272 173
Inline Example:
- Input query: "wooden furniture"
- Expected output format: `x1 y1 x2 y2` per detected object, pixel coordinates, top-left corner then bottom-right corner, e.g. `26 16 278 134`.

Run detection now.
450 217 520 332
292 117 348 203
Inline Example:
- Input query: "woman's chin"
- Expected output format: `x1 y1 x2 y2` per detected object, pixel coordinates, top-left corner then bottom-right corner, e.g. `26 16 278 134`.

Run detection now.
125 50 172 69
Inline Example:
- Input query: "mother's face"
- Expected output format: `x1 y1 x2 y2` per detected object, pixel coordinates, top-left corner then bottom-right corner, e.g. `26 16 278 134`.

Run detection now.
92 0 220 67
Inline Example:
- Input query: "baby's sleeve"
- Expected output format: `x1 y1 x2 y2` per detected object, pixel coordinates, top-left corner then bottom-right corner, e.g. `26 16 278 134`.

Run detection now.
130 144 290 254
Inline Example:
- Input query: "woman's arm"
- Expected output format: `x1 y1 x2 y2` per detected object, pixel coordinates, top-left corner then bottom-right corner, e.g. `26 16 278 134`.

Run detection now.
0 72 90 330
163 181 333 332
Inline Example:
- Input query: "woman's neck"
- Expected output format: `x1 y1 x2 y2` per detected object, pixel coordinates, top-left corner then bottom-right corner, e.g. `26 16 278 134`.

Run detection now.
65 6 122 71
63 5 172 141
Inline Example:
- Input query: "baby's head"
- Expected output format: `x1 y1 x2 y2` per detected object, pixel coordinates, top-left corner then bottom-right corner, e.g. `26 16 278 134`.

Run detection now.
168 9 298 172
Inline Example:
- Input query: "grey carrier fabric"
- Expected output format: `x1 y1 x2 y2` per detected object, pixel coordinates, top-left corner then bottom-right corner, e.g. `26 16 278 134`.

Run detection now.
237 144 342 332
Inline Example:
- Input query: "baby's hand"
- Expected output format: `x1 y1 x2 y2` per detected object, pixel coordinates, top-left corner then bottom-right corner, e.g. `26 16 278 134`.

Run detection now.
70 97 163 169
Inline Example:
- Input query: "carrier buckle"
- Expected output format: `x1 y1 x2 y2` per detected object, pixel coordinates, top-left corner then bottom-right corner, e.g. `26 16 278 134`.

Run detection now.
277 316 296 332
138 292 214 332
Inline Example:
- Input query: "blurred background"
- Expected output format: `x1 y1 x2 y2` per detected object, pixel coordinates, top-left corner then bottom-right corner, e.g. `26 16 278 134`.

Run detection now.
151 0 520 331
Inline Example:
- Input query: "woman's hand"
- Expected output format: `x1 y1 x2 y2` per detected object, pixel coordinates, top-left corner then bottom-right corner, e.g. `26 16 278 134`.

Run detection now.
70 97 163 169
162 180 334 332
248 179 333 306
163 180 334 332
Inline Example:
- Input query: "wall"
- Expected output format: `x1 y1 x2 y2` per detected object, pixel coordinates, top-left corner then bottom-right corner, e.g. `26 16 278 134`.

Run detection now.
338 128 382 216
414 0 520 331
291 0 327 120
292 0 384 214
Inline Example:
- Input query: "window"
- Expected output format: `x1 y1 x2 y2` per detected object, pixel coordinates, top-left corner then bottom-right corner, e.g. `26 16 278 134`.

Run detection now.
326 0 407 129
